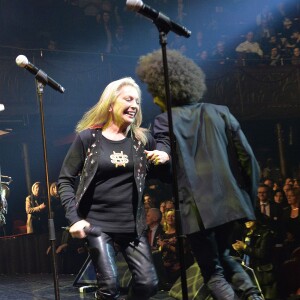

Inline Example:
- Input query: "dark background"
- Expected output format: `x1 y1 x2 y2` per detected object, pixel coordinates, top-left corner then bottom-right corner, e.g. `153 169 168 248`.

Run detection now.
0 0 299 235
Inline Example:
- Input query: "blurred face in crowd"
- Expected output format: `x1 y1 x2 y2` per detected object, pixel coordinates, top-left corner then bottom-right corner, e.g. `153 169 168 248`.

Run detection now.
146 209 158 226
271 48 278 58
274 190 284 204
165 200 175 212
165 210 175 226
283 184 292 195
160 201 166 214
293 48 300 57
32 184 40 197
257 186 269 202
245 220 255 229
264 179 273 188
246 32 254 42
286 190 299 206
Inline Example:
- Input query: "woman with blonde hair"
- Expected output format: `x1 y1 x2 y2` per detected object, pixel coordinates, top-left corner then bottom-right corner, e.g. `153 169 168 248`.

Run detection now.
25 182 47 234
58 77 169 300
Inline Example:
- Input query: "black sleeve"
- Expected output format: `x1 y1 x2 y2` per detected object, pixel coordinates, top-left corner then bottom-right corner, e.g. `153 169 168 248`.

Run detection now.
153 113 171 155
57 132 87 225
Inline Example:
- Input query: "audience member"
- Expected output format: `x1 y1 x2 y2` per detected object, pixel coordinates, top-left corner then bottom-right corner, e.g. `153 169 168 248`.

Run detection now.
25 182 47 234
50 182 67 232
283 183 293 196
157 209 193 288
211 41 231 65
269 47 282 66
236 31 263 65
291 47 300 65
256 184 281 236
232 219 277 299
281 188 300 260
146 208 164 251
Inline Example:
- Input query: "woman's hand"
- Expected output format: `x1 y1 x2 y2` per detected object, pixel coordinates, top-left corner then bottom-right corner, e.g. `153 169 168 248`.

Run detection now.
145 150 169 165
69 220 90 239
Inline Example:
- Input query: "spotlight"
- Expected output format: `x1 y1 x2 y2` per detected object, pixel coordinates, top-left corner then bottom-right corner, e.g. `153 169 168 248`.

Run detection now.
0 104 5 112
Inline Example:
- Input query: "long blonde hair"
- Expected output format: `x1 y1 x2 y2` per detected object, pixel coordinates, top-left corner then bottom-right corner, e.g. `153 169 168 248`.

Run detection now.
76 77 148 144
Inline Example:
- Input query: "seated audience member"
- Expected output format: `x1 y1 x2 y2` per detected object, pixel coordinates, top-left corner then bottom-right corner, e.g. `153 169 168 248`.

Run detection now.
283 183 293 196
235 31 263 65
161 199 175 230
256 184 281 234
264 178 274 191
274 188 288 209
294 179 300 189
157 209 193 288
146 208 164 251
281 188 300 261
269 47 281 66
291 47 300 65
211 41 231 65
278 37 294 63
232 219 277 299
25 182 47 234
285 178 294 185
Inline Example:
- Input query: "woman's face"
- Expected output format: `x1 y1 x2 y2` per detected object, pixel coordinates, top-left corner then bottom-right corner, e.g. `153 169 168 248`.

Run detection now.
274 191 283 203
286 190 298 206
110 85 140 128
166 211 175 224
245 221 255 229
32 185 40 196
160 202 166 213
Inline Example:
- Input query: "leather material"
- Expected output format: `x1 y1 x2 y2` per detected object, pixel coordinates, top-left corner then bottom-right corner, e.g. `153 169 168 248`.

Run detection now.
87 232 158 300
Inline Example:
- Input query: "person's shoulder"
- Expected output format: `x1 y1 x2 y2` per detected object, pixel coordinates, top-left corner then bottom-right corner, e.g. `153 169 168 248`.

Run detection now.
202 102 230 113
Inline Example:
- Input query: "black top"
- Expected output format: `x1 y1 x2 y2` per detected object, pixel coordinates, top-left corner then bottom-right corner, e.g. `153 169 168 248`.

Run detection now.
85 132 136 233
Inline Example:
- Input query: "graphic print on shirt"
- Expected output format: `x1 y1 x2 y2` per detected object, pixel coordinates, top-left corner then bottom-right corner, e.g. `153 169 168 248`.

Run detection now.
110 150 129 167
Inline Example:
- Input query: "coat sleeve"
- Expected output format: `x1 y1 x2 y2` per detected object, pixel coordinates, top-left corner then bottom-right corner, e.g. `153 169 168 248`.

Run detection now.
146 129 172 184
25 196 40 214
57 133 87 225
153 113 171 155
228 111 261 205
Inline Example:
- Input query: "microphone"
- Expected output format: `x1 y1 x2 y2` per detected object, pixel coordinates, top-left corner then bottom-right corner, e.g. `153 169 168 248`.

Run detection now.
126 0 191 38
15 55 65 93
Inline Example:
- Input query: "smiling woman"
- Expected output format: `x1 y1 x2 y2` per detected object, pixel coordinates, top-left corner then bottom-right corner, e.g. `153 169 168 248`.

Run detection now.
57 77 170 300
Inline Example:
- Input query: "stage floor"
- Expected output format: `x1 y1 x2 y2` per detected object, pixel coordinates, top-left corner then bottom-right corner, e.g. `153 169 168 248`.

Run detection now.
0 273 175 300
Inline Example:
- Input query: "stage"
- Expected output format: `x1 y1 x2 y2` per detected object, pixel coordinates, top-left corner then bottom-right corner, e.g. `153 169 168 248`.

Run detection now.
0 273 174 300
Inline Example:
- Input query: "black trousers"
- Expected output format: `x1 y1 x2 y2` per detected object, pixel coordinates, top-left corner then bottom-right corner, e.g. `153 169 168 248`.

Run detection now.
187 222 260 300
87 232 158 300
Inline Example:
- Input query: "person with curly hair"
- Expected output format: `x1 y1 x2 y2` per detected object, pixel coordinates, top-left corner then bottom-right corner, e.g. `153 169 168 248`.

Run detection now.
136 49 262 300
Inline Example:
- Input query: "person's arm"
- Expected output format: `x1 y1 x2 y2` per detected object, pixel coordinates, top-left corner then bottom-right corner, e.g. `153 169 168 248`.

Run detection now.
57 133 86 226
25 196 44 214
228 112 261 203
145 130 171 182
153 113 171 155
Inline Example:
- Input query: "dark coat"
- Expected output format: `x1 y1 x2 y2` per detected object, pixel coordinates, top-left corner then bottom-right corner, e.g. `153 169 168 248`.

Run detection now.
154 103 260 234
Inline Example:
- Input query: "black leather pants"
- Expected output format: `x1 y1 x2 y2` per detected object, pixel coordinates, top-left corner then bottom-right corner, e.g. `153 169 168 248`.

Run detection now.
87 232 158 300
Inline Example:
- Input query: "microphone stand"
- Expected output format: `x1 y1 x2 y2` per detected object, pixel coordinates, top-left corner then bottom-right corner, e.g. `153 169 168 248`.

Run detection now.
35 78 60 300
154 22 189 300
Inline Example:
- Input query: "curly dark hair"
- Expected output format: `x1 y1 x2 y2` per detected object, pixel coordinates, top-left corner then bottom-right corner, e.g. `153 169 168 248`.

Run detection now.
136 49 207 107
